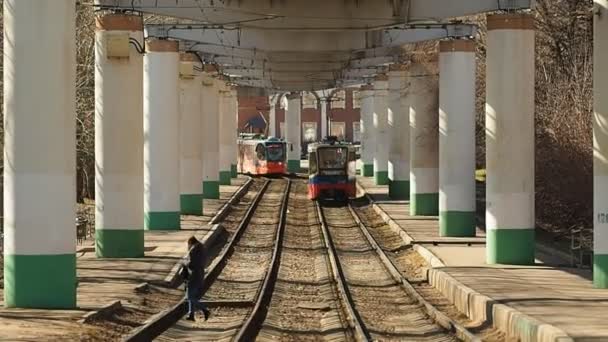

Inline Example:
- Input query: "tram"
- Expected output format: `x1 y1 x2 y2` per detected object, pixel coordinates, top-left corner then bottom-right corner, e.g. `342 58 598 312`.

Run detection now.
307 137 357 200
237 134 287 175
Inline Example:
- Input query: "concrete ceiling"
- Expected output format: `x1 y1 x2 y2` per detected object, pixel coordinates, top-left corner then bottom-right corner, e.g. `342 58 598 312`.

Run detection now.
95 0 533 91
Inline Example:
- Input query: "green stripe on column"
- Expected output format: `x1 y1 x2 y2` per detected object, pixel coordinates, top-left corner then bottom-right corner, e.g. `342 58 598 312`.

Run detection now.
219 171 231 185
594 254 608 288
361 164 374 177
388 180 410 200
410 193 439 216
203 181 220 199
95 229 144 258
145 211 180 230
180 194 203 215
486 228 535 265
374 171 389 185
231 164 237 178
288 160 301 173
4 254 76 309
439 211 476 237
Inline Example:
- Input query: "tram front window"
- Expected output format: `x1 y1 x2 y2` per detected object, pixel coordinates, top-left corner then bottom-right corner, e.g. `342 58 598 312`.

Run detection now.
266 144 285 162
318 147 348 169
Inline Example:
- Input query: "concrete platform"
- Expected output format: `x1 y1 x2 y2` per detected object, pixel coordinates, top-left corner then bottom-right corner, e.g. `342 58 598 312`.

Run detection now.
0 177 248 341
358 177 485 245
357 176 608 342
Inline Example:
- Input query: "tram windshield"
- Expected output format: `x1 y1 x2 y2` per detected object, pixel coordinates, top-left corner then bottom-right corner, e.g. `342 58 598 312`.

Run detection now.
318 147 348 169
266 143 285 162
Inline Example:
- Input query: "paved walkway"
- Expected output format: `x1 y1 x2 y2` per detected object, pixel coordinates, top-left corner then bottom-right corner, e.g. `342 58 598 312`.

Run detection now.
357 176 608 342
0 177 247 341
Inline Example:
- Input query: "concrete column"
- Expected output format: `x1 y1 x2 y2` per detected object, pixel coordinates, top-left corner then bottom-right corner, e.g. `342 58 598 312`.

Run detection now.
269 95 277 137
218 82 232 185
486 14 535 265
201 74 221 199
3 0 76 308
94 14 144 258
144 39 180 230
179 53 203 215
595 0 608 288
321 98 328 138
409 61 439 216
230 88 239 178
359 85 375 176
373 77 390 185
439 40 477 237
285 92 302 173
388 67 410 199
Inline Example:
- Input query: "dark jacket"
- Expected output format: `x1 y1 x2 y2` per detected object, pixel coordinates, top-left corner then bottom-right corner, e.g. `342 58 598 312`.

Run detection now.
186 242 205 290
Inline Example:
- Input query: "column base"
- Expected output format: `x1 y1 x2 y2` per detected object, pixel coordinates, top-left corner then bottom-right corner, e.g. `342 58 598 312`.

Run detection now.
388 180 409 200
180 194 203 215
486 228 535 265
439 211 476 237
145 211 181 230
203 181 220 199
219 171 231 185
594 254 608 288
361 164 374 177
4 254 76 308
410 193 439 216
288 159 301 173
374 171 389 185
95 229 144 258
231 164 237 178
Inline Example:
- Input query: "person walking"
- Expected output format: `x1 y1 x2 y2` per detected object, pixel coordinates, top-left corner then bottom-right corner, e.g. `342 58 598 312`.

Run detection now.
181 236 210 321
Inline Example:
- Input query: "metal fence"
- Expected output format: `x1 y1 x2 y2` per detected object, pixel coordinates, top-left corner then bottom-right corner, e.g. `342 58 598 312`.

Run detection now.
571 227 593 268
77 204 95 245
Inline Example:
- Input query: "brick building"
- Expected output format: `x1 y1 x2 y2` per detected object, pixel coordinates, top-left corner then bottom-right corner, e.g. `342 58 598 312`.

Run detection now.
237 88 361 145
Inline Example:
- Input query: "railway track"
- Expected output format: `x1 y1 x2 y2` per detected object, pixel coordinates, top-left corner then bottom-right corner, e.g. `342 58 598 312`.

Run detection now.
257 180 354 341
157 178 291 341
317 202 457 341
127 179 478 341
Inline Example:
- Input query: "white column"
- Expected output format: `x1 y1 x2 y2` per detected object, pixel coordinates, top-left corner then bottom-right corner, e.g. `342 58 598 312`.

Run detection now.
269 95 277 137
409 61 439 216
388 67 410 199
230 88 239 178
202 74 221 199
321 98 328 138
144 39 180 230
285 92 302 173
95 14 144 258
439 40 477 237
595 0 608 288
179 53 203 215
218 82 232 185
373 78 389 185
359 85 375 177
3 0 76 308
486 14 535 265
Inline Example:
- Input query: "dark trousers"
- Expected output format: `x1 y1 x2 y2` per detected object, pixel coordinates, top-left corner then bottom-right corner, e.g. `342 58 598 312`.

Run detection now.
186 284 207 315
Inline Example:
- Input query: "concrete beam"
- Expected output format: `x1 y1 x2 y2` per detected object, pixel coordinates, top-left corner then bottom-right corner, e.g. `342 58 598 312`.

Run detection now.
222 67 380 79
212 57 345 71
232 77 337 91
147 24 475 52
349 56 398 68
97 0 532 29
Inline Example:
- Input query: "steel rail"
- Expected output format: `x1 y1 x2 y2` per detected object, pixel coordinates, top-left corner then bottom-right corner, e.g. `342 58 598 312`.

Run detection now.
234 177 292 341
347 204 481 342
123 178 271 342
315 202 372 342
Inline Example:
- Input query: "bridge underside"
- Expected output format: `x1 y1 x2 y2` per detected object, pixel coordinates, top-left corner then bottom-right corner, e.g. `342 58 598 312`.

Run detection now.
95 0 532 91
